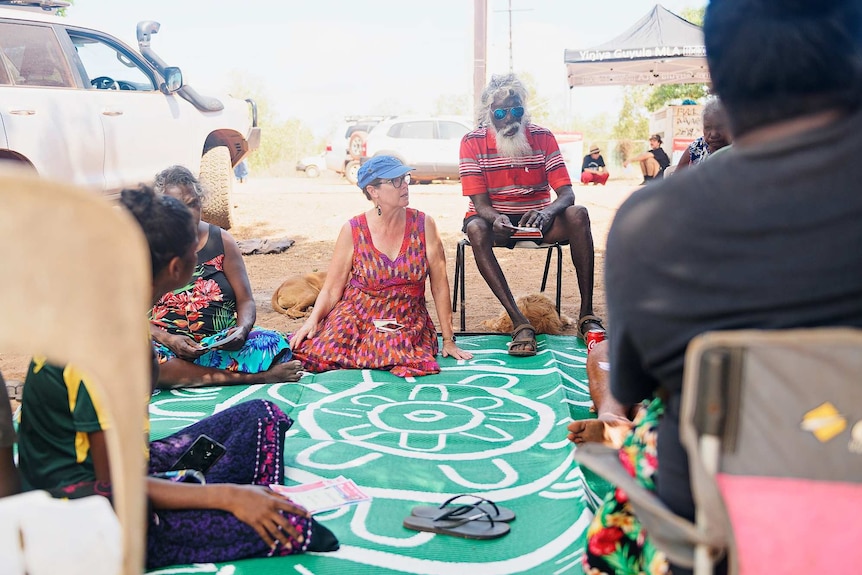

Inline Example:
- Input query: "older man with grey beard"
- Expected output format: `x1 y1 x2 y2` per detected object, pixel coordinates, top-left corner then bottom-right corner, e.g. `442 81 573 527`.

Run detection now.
459 73 602 356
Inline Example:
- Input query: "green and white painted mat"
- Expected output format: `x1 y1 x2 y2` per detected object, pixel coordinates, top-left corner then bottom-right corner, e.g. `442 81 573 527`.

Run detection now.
148 335 610 575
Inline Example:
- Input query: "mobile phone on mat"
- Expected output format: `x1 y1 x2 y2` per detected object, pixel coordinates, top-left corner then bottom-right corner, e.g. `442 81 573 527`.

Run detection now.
168 434 226 474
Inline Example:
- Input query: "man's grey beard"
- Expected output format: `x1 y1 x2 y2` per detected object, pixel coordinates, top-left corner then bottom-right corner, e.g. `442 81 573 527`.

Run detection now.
493 121 532 158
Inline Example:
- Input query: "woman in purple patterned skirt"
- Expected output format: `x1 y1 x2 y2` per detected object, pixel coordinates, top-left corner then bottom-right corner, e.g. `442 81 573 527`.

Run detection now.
16 187 337 569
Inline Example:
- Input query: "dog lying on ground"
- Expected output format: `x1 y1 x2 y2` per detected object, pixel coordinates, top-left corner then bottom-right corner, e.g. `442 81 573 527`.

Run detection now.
481 293 573 335
271 271 327 318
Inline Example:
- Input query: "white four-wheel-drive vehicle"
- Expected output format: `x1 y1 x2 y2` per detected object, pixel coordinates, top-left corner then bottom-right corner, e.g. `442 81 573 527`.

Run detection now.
0 1 260 229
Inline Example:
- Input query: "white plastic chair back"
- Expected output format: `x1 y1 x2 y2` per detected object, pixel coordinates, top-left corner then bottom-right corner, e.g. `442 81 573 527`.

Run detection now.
0 169 151 574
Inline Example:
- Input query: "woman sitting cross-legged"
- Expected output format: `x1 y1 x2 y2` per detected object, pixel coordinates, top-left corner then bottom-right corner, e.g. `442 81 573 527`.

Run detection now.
16 186 338 569
149 165 302 388
290 156 473 377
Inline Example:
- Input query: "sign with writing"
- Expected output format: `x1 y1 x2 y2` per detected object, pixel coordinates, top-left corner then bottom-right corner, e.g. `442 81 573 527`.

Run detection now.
673 106 702 139
569 70 711 86
573 45 706 62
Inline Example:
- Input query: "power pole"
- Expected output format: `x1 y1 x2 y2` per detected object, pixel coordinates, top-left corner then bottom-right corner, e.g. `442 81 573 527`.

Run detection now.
473 0 487 124
507 0 513 72
495 1 533 74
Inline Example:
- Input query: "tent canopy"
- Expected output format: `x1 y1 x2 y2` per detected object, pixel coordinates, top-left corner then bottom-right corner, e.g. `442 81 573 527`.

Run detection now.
564 4 710 87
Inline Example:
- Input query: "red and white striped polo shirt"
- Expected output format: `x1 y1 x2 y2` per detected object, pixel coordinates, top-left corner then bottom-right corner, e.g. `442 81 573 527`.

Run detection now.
459 124 572 218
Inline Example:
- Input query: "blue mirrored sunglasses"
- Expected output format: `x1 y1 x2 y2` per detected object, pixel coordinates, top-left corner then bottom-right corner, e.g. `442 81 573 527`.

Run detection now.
493 106 525 121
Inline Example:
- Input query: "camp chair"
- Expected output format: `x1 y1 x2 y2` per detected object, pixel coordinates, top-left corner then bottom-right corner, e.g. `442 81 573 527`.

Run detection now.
452 237 568 332
575 327 862 574
0 169 152 574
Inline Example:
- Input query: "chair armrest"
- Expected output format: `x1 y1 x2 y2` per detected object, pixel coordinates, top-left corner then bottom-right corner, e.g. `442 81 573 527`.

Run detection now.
574 443 715 568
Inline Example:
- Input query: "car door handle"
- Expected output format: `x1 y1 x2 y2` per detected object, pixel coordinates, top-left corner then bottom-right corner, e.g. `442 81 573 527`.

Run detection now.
102 109 123 116
9 109 36 116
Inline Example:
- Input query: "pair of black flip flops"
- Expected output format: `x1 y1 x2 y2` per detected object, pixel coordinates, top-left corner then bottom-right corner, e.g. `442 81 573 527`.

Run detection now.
402 494 515 540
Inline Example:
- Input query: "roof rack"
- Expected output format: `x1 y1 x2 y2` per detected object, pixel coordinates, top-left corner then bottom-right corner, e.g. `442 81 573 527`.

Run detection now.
0 0 70 11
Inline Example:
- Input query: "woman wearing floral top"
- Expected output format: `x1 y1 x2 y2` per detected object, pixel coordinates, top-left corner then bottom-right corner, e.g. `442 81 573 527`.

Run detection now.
149 166 302 388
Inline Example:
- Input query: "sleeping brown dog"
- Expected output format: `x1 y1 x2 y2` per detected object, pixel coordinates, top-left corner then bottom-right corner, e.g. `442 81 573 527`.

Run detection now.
481 293 573 335
271 271 327 318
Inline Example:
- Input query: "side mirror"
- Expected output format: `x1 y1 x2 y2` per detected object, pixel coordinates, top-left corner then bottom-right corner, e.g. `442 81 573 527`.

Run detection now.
160 67 182 94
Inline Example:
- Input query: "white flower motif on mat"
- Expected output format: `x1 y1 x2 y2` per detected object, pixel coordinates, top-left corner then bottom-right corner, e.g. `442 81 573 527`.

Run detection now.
298 382 555 460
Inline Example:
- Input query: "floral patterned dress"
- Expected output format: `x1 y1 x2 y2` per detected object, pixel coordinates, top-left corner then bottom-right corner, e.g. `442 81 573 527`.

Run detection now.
150 224 291 373
293 209 440 377
583 398 670 575
687 137 710 166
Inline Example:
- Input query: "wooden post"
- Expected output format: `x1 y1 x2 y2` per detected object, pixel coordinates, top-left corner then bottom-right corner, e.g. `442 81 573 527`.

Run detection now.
473 0 487 126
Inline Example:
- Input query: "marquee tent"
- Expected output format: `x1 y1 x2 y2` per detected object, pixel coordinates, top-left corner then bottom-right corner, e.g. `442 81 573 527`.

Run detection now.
564 4 710 87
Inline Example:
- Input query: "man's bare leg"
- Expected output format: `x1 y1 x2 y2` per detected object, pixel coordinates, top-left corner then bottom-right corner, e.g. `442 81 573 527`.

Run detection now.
465 218 535 353
640 157 661 178
567 340 634 448
542 204 600 330
562 205 596 321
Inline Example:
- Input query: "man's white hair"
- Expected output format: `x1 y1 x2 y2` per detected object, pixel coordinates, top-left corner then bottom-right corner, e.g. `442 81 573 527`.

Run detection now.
477 73 530 127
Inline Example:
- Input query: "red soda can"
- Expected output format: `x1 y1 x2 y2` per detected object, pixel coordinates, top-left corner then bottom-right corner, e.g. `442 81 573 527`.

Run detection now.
585 329 606 353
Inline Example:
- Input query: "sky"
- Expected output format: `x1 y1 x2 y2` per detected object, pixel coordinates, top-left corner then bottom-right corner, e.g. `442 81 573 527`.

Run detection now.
66 0 707 138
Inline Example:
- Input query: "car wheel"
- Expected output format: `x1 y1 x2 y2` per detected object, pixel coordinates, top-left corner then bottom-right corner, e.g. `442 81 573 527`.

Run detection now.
199 146 234 230
348 131 367 159
345 160 361 185
305 165 320 178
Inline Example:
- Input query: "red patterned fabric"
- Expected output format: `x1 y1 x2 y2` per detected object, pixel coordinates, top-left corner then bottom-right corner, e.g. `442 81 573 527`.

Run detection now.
293 209 440 377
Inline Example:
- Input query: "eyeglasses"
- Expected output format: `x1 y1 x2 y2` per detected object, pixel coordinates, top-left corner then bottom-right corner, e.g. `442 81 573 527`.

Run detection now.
492 106 525 121
380 174 411 188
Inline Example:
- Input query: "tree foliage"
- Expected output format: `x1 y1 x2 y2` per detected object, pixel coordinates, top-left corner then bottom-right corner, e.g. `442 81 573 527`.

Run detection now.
641 7 709 112
433 93 471 118
226 71 321 176
57 0 74 17
516 70 553 128
680 6 706 26
645 84 710 112
252 119 319 176
612 86 649 140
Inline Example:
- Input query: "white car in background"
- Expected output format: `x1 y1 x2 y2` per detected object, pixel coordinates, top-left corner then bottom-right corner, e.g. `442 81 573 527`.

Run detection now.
362 116 473 184
324 116 390 185
296 153 326 178
0 0 260 229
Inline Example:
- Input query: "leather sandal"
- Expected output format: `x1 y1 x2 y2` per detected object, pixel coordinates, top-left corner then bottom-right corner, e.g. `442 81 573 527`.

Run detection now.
506 323 537 357
577 314 605 338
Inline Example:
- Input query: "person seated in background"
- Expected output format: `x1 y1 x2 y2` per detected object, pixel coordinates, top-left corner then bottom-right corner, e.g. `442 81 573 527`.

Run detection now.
459 73 604 356
580 146 610 186
623 134 670 184
674 98 732 172
0 373 20 498
149 165 302 388
17 186 337 569
290 156 472 377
